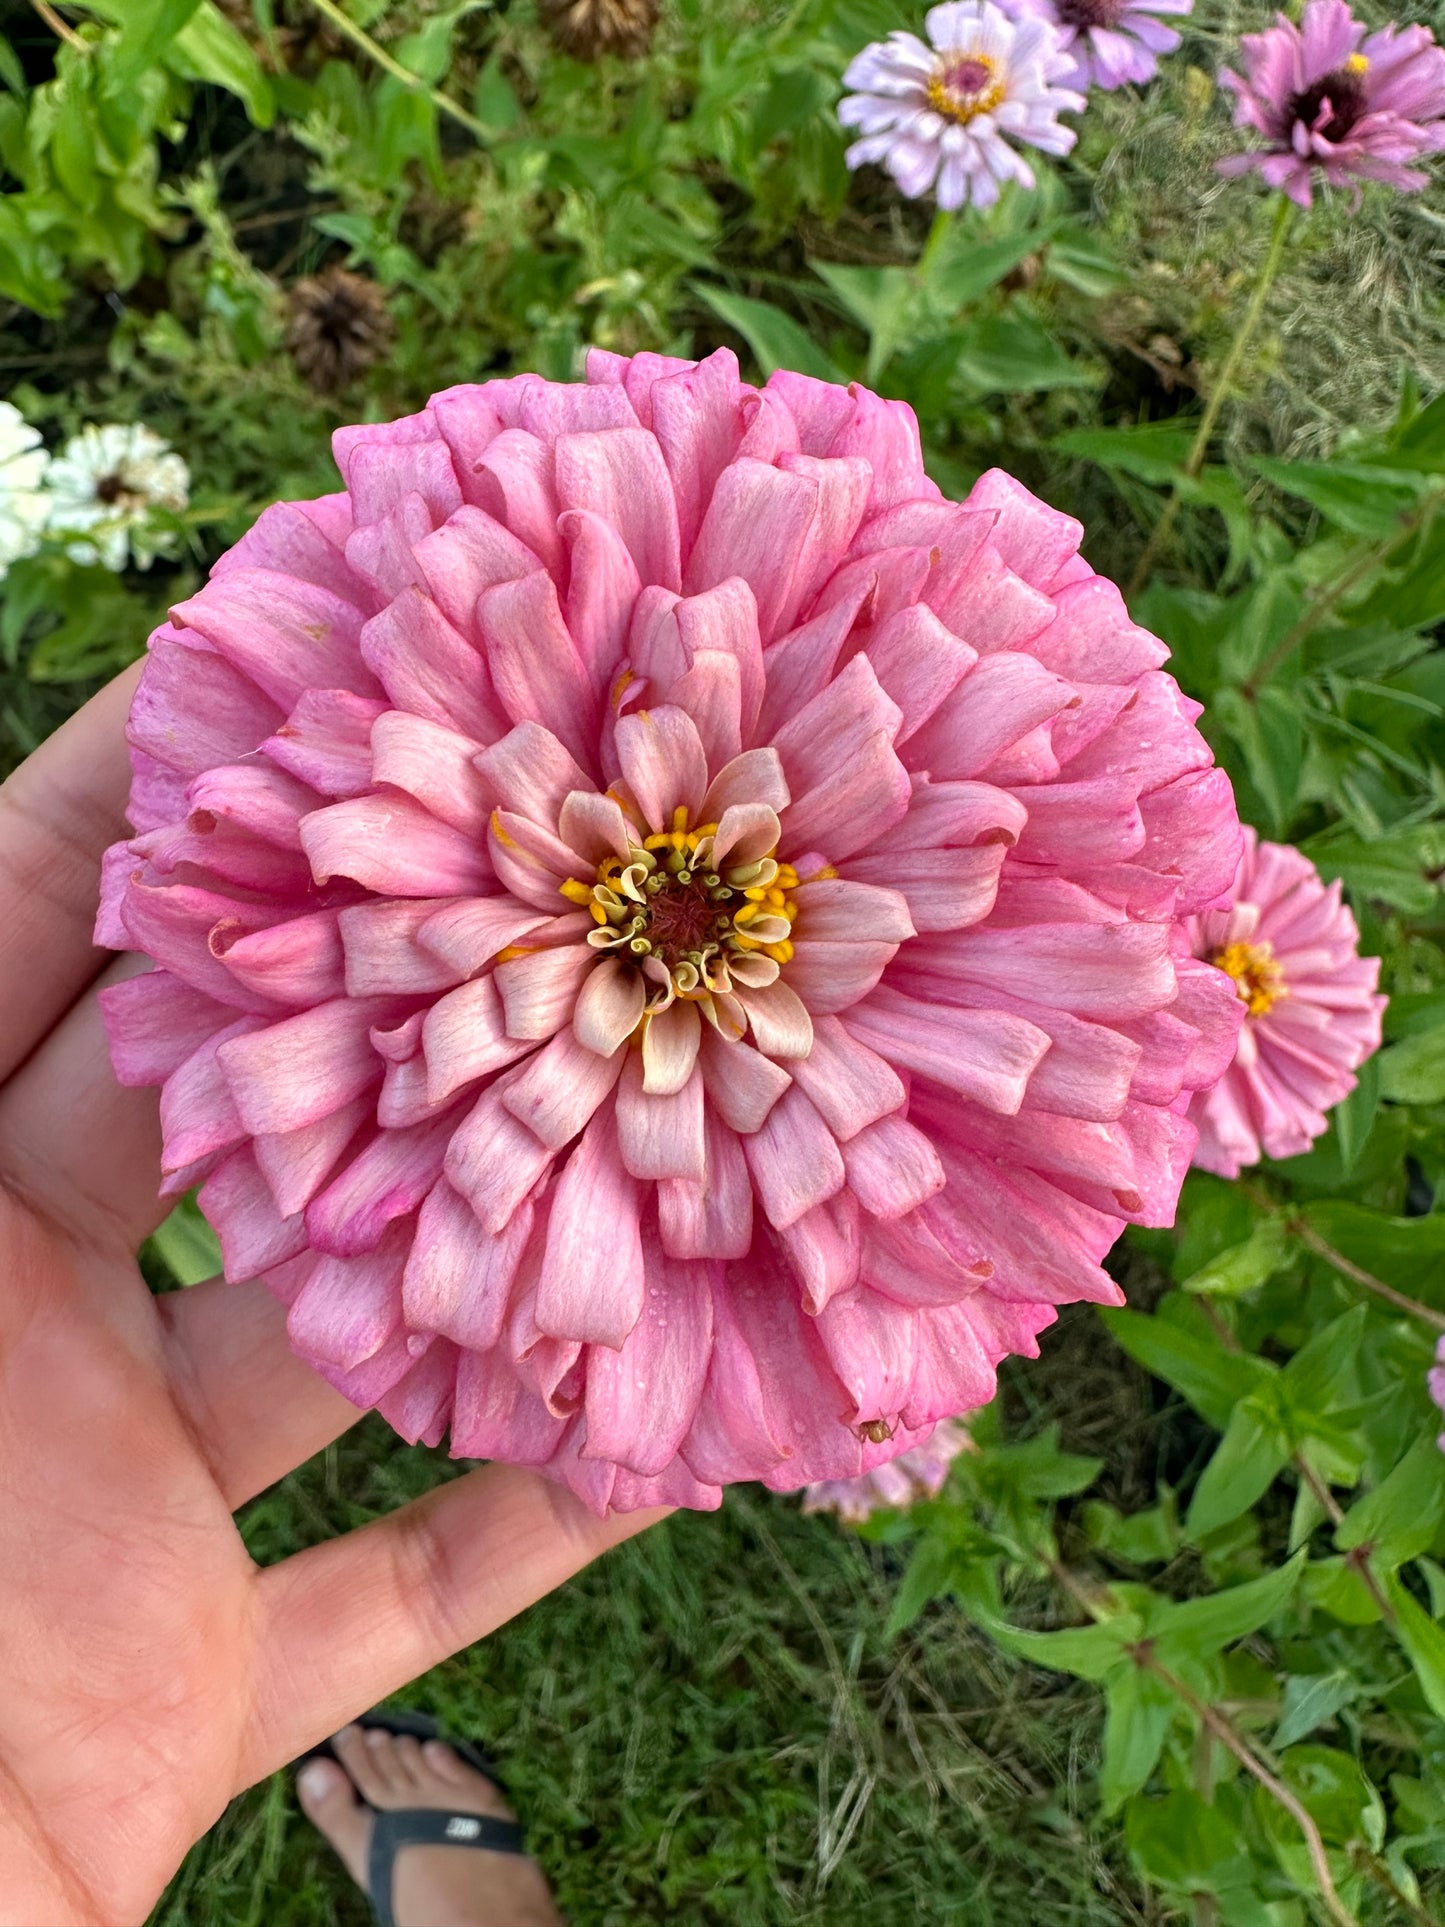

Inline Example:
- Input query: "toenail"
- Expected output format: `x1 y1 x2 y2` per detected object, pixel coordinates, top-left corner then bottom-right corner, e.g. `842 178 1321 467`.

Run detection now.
297 1761 338 1801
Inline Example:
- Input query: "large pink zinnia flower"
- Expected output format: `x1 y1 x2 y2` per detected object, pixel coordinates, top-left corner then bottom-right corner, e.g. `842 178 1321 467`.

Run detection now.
99 349 1243 1514
1184 830 1384 1177
1219 0 1445 206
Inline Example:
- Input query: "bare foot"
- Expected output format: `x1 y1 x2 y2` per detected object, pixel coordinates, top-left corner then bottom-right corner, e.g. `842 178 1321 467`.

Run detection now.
297 1724 566 1927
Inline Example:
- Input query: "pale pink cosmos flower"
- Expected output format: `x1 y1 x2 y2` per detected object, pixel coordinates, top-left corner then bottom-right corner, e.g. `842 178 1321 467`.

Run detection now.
838 1 1085 211
803 1416 973 1522
1219 0 1445 206
1184 830 1384 1177
1002 0 1192 91
99 350 1244 1515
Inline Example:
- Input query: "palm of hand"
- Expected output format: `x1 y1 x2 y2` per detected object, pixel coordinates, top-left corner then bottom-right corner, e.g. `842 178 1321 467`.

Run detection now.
1 1212 259 1924
0 670 657 1927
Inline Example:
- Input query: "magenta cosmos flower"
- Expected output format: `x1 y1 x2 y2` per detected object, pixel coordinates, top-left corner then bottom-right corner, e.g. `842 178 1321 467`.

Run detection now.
803 1416 973 1522
1002 0 1192 90
1184 830 1384 1177
838 1 1084 211
99 349 1243 1515
1220 0 1445 206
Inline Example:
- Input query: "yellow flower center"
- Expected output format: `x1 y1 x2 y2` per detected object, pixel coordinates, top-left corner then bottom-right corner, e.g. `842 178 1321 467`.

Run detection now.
560 805 800 1006
1347 51 1370 73
926 52 1005 124
1213 939 1287 1019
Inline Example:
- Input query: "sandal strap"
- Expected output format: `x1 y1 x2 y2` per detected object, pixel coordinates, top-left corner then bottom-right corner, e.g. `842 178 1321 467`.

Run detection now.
367 1808 527 1927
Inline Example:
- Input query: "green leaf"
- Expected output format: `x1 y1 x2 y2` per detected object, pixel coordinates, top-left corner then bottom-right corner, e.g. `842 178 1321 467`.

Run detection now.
1386 1575 1445 1719
1156 1552 1305 1652
106 0 204 81
1250 456 1429 540
1273 1671 1362 1749
1100 1305 1273 1431
1126 1792 1270 1922
1185 1401 1292 1539
809 259 915 383
693 284 844 382
883 1534 955 1640
1331 1052 1381 1177
1378 1023 1445 1105
472 56 519 135
1181 1216 1291 1299
955 310 1096 393
1306 1555 1387 1625
1336 1434 1445 1570
988 1613 1142 1682
924 229 1042 310
1053 422 1193 485
167 3 275 126
146 1196 222 1287
1271 1745 1386 1851
1100 1663 1174 1811
1082 1496 1178 1566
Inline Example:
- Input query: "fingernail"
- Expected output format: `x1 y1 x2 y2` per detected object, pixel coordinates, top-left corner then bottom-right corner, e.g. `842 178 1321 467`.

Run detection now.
297 1761 335 1801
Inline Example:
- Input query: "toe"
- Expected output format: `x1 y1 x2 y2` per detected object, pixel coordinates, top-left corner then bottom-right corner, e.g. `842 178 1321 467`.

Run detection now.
390 1734 430 1792
296 1758 372 1891
420 1741 518 1822
332 1724 394 1809
362 1727 417 1804
420 1737 471 1788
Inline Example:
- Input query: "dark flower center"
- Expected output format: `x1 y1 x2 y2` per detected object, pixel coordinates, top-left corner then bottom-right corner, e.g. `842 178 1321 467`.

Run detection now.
1287 60 1370 142
1056 0 1126 30
95 472 126 504
641 876 732 963
943 56 994 94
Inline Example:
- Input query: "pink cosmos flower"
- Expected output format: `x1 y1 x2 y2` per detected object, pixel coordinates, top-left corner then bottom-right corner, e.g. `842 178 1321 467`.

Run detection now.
1184 830 1384 1177
1219 0 1445 206
838 1 1085 211
99 349 1243 1515
1002 0 1192 91
803 1416 973 1522
1428 1342 1445 1451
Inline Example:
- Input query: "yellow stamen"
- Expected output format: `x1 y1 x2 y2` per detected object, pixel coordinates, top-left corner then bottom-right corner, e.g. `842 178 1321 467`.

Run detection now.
1347 51 1369 72
926 51 1005 126
495 944 535 964
559 877 593 905
1213 940 1287 1019
672 805 689 834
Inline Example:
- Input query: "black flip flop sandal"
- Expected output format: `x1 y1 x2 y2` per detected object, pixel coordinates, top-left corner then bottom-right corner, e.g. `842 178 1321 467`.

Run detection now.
299 1708 527 1927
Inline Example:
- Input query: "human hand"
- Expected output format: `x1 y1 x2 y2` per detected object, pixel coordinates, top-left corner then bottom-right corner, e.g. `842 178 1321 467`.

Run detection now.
0 669 662 1927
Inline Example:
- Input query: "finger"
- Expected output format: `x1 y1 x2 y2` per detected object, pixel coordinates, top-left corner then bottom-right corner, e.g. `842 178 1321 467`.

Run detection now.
245 1468 667 1785
0 956 164 1252
156 1275 360 1509
0 662 141 1082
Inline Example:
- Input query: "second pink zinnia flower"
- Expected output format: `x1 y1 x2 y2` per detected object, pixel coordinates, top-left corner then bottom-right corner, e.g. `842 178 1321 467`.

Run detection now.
99 351 1243 1513
1185 830 1385 1177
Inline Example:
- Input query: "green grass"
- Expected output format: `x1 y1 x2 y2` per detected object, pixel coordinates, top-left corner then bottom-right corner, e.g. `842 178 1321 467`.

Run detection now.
149 1357 1152 1927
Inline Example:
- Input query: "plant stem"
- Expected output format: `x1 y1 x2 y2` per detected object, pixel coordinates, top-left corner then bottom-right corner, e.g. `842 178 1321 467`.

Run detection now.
917 208 952 283
1295 1221 1445 1335
1127 194 1295 599
1242 484 1445 698
30 0 87 51
303 0 490 145
1144 1655 1362 1927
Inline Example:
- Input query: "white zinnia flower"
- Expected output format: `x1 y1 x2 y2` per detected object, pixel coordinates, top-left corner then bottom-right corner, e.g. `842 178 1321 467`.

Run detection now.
838 0 1085 210
46 423 190 573
0 401 51 581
